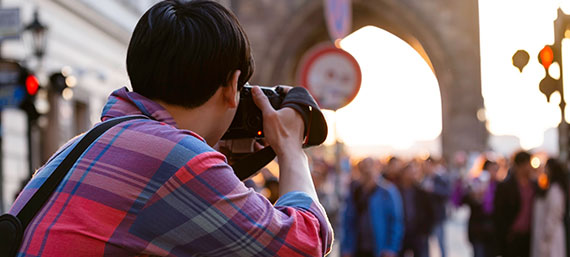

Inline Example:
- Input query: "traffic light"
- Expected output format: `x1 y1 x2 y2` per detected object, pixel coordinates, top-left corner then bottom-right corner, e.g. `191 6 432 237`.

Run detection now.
49 68 76 100
539 45 555 70
538 45 562 102
18 67 41 121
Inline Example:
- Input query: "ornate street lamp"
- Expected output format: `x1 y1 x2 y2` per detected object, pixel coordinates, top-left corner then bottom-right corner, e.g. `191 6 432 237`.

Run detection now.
24 10 48 61
23 9 48 179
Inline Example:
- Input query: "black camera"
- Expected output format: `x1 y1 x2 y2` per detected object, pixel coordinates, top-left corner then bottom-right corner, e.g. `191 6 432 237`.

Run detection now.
221 84 286 140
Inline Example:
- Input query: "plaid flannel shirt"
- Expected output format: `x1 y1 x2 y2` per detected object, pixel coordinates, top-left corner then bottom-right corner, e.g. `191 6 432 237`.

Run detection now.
10 87 333 256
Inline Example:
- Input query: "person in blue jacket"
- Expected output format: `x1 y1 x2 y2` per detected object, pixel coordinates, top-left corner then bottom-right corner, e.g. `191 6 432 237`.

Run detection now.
342 157 404 257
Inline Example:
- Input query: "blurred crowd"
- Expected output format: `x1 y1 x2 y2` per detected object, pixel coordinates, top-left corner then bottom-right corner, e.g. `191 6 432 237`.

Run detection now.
247 148 570 257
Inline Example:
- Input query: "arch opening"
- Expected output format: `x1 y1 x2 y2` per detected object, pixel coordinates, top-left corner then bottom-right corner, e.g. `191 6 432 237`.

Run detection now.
323 26 442 157
259 0 487 159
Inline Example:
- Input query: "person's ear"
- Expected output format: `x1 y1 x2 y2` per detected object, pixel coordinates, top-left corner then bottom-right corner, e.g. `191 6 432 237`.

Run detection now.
222 70 241 108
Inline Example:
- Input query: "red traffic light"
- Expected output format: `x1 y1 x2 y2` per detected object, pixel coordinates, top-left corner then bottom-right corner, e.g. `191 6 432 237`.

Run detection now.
26 74 39 96
539 45 554 70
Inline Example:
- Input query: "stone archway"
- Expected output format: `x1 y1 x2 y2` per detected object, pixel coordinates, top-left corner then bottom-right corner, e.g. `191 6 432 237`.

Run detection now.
235 0 487 160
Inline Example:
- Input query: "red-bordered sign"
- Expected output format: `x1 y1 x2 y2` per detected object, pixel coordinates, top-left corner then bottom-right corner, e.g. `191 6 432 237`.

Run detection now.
297 43 361 111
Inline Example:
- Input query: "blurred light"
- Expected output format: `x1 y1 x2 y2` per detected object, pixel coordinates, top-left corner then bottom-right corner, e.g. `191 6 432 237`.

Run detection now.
65 76 77 88
538 173 549 189
549 62 561 80
531 156 541 168
257 130 262 136
25 75 39 95
539 45 554 70
419 151 430 161
35 89 50 114
336 26 441 151
335 39 343 49
477 108 487 122
61 66 73 77
62 88 73 100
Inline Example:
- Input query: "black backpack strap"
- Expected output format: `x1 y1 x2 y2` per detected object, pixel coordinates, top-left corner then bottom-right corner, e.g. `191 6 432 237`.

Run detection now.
15 115 147 228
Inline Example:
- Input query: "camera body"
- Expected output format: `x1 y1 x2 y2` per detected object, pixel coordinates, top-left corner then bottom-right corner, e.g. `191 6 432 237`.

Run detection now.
222 84 286 140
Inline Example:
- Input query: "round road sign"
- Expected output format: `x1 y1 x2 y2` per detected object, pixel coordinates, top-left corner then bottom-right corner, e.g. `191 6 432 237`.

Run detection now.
297 43 361 111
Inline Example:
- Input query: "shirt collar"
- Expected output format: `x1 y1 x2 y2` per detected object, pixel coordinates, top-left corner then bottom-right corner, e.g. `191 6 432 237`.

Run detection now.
101 87 177 126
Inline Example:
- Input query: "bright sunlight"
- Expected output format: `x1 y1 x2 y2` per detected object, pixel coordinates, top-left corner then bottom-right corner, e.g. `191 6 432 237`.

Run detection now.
327 26 442 157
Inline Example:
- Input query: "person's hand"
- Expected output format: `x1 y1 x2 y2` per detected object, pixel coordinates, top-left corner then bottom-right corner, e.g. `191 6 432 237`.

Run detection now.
251 86 304 157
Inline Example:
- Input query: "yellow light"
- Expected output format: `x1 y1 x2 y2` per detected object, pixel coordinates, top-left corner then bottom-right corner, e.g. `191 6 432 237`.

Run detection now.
334 38 342 48
419 151 430 161
62 88 74 101
61 66 73 77
531 157 541 169
65 76 77 88
538 173 549 189
257 130 262 136
477 108 487 122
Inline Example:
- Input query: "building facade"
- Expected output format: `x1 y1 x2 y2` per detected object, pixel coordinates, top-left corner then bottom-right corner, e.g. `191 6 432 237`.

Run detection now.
0 0 161 211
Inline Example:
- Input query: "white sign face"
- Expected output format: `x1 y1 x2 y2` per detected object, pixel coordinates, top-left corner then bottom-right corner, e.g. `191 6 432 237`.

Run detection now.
0 8 21 41
298 44 361 110
324 0 351 40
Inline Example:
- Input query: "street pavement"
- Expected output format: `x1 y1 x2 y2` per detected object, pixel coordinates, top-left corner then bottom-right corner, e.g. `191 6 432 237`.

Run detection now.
430 206 471 257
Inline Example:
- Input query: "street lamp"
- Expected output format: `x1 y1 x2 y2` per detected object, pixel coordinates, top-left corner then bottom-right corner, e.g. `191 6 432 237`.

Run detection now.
22 9 47 179
24 10 47 61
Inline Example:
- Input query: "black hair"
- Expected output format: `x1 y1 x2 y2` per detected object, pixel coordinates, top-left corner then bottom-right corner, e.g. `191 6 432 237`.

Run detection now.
126 0 254 108
513 151 531 167
546 158 568 193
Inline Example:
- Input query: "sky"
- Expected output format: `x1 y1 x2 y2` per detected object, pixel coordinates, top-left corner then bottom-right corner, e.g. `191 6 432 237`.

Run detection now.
324 0 570 156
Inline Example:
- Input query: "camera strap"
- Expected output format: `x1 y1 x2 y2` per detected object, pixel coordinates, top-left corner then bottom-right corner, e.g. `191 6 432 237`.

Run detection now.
231 87 328 180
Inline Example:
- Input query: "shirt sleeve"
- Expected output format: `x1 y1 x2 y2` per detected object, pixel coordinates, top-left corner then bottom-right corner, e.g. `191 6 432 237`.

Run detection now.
130 151 333 257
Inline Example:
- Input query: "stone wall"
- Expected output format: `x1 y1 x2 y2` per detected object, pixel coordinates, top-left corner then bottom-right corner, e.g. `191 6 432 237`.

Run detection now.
231 0 488 160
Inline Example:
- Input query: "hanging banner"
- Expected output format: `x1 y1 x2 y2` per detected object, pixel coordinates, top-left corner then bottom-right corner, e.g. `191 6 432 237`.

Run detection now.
324 0 351 41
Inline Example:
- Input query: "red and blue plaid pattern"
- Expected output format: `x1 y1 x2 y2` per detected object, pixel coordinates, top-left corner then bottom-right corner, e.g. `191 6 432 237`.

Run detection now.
10 87 333 256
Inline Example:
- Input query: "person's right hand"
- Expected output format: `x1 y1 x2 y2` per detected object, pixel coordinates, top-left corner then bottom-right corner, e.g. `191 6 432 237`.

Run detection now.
251 86 304 157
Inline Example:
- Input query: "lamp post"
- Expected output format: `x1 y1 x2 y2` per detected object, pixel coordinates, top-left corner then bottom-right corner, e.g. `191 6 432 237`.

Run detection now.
512 8 570 167
23 9 47 178
25 10 47 61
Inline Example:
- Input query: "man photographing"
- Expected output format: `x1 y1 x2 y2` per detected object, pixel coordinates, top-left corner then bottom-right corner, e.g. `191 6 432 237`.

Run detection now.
9 0 333 256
